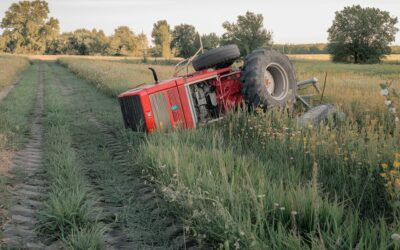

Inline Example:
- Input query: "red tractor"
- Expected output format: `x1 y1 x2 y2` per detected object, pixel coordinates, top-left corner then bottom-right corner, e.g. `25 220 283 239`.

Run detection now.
118 45 331 133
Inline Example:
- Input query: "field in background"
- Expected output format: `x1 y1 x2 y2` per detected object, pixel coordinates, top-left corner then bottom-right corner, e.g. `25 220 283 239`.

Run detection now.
288 54 400 63
57 57 400 248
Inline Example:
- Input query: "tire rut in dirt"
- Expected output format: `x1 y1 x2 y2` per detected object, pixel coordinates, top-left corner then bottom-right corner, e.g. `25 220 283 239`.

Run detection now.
90 120 193 249
1 63 55 249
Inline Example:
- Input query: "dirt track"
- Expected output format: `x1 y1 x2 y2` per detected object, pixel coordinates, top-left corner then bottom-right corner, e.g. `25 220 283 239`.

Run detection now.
0 61 192 249
1 63 54 248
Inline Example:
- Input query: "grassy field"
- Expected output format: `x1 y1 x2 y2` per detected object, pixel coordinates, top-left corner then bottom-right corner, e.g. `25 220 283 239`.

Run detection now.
0 55 29 91
288 54 400 63
56 57 400 248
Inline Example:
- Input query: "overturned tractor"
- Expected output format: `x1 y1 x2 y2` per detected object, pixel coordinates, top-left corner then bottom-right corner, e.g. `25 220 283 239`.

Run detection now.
118 45 332 133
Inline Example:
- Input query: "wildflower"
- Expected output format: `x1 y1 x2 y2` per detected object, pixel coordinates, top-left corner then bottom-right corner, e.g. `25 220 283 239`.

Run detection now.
381 163 389 169
279 207 285 211
390 170 396 177
381 88 389 96
396 117 399 122
291 211 298 216
391 233 400 241
257 194 265 198
380 173 387 178
389 107 396 114
274 203 279 207
385 100 392 106
394 161 400 169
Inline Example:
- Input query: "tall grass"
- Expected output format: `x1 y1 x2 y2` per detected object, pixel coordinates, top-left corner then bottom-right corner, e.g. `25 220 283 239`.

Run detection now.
58 58 175 97
139 110 399 248
58 58 400 248
0 55 29 91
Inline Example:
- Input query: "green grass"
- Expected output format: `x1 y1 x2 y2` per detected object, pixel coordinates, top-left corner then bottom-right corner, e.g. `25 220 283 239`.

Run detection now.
49 61 183 248
37 62 104 248
0 62 37 149
57 58 400 248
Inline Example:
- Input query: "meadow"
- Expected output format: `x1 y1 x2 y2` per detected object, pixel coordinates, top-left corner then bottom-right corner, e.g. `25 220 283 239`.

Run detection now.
1 54 400 248
55 57 400 248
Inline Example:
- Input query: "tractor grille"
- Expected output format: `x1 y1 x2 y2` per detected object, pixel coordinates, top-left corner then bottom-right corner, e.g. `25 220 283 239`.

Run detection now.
149 92 172 131
119 95 146 132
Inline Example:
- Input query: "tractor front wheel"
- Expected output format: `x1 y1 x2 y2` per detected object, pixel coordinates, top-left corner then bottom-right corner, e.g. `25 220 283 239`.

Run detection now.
241 48 297 110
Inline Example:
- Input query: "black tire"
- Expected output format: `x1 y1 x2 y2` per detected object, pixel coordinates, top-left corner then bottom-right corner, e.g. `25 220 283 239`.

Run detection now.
298 104 335 127
241 48 297 109
192 44 241 71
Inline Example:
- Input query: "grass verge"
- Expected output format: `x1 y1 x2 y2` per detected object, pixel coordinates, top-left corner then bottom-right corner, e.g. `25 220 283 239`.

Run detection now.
0 62 35 239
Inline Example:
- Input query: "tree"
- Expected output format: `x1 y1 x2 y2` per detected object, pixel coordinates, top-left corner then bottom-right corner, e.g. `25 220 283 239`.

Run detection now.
327 5 398 63
0 36 6 52
221 11 272 56
151 20 172 58
201 33 220 50
109 26 137 56
135 32 149 58
172 24 197 58
1 0 59 54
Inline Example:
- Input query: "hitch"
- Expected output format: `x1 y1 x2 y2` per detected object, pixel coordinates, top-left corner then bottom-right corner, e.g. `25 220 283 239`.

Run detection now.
296 77 323 110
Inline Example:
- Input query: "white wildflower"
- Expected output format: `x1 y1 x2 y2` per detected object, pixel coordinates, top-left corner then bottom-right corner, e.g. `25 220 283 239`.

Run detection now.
279 207 285 211
291 211 298 216
385 100 392 106
389 107 396 114
395 117 399 122
381 88 389 96
391 233 400 241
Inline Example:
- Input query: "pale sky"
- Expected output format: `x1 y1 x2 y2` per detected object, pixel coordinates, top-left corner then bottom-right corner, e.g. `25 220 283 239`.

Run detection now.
0 0 399 45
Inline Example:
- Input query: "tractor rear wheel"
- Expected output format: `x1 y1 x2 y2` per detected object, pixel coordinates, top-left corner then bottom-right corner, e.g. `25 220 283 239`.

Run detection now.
192 44 241 71
241 48 297 110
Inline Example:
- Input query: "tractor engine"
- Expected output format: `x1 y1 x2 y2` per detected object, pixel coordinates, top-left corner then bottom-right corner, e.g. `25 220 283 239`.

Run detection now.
189 81 219 124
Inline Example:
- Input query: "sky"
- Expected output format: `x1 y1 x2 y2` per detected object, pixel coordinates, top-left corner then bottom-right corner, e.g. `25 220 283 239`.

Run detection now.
0 0 399 45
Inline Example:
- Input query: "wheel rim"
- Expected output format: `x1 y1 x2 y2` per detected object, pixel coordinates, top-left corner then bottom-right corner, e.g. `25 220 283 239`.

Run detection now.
264 63 289 101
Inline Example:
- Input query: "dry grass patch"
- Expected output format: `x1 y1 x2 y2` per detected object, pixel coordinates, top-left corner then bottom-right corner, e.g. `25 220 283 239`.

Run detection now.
0 55 29 91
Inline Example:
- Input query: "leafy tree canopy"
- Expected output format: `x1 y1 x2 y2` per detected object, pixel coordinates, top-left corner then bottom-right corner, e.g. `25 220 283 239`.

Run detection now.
221 11 272 56
151 20 172 58
109 26 137 56
200 33 220 50
327 5 398 63
1 0 59 54
172 24 198 58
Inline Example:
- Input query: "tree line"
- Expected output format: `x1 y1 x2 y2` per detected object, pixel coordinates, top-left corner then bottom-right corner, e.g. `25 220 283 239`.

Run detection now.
0 0 271 58
0 1 398 63
273 44 400 55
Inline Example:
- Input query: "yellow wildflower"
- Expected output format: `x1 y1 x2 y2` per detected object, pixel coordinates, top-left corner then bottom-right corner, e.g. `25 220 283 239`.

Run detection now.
390 170 396 177
380 173 387 178
394 161 400 169
395 179 400 188
381 163 389 169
